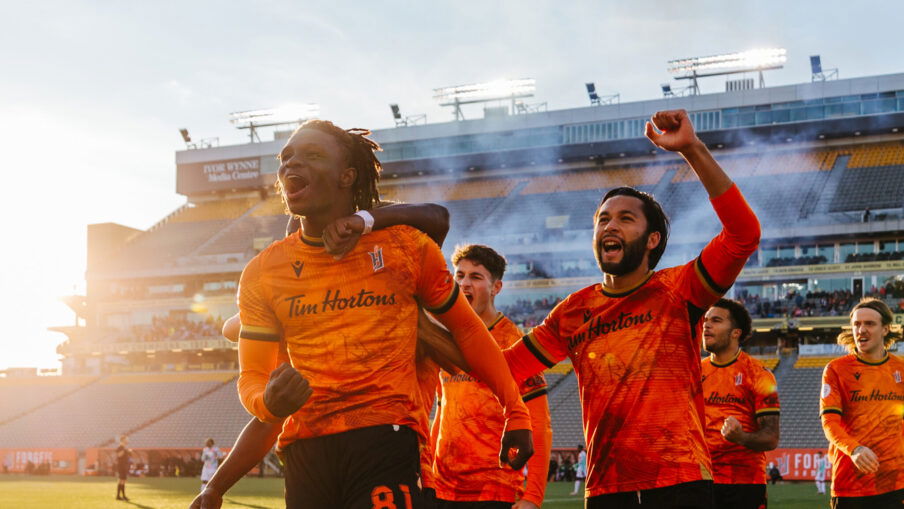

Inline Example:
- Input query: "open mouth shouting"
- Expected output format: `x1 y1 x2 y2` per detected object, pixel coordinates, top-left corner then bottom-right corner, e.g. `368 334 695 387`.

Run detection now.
600 237 624 259
282 173 310 201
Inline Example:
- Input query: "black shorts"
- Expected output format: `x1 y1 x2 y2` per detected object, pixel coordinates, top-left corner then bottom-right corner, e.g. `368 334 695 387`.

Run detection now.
117 466 129 480
436 501 511 509
586 480 713 509
713 483 766 509
831 488 904 509
282 424 426 509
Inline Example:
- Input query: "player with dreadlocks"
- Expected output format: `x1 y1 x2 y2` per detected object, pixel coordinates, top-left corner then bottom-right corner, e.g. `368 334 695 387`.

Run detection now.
235 120 533 509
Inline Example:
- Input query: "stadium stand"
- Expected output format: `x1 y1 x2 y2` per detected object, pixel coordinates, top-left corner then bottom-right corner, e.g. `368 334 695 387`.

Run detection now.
546 372 584 449
830 164 904 212
0 372 234 448
777 367 828 449
0 375 100 424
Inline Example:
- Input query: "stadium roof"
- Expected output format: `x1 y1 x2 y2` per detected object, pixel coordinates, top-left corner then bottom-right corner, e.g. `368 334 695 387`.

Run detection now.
175 72 904 192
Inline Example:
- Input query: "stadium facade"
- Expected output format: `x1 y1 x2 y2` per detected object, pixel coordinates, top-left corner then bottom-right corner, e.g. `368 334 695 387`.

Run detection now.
2 69 903 476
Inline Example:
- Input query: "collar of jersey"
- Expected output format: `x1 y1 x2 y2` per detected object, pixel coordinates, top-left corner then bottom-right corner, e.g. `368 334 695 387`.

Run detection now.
487 312 505 331
600 271 654 298
855 351 889 366
299 232 324 247
710 348 741 368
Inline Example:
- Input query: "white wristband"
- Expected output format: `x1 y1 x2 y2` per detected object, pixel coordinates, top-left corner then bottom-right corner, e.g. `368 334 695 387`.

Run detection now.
354 210 375 235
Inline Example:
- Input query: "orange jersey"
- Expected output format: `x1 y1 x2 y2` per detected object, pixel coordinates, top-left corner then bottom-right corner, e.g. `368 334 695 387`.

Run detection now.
504 184 760 497
237 225 458 448
820 353 904 497
416 357 441 490
433 314 550 504
701 351 780 484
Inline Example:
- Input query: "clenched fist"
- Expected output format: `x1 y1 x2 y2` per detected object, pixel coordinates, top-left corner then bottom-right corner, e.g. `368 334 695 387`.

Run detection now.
721 416 745 444
263 362 313 418
644 109 702 153
323 214 366 259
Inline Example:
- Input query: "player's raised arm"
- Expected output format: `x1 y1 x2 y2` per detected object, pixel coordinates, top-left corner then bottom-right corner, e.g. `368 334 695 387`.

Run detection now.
322 202 450 257
646 109 760 292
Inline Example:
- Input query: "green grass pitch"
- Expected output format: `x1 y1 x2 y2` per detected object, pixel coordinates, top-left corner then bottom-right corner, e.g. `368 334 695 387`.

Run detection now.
0 476 830 508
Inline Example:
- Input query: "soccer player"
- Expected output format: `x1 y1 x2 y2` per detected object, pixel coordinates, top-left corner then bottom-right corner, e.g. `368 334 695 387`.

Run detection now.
115 435 131 501
701 298 780 509
503 109 761 508
191 202 467 509
200 438 224 492
820 298 904 508
237 120 533 509
814 451 828 495
431 244 552 509
569 445 587 496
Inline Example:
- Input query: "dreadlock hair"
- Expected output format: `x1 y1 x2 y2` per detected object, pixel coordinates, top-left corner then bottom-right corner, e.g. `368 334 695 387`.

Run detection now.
276 119 383 213
836 297 903 353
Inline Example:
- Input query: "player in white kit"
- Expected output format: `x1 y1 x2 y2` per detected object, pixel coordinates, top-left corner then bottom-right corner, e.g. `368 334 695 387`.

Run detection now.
814 451 828 494
200 438 224 491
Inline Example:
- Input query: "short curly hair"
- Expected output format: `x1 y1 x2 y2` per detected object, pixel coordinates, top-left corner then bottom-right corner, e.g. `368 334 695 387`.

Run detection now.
451 244 506 281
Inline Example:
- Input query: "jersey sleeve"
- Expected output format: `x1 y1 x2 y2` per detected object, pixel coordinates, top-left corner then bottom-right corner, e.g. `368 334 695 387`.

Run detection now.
678 184 761 309
522 388 552 505
753 366 781 418
236 256 282 423
504 299 571 383
820 363 860 456
410 229 459 314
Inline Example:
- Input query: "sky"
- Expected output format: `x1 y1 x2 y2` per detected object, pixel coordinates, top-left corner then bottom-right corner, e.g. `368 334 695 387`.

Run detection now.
0 0 901 371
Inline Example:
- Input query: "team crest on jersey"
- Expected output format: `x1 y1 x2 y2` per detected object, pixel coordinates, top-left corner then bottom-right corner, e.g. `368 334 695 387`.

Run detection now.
291 261 304 278
734 373 743 386
895 371 902 384
821 383 831 398
369 246 384 272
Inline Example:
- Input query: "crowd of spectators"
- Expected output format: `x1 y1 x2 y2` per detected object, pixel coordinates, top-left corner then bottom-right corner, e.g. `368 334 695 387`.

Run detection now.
845 250 904 263
766 255 828 267
500 296 564 329
116 316 223 343
737 285 904 319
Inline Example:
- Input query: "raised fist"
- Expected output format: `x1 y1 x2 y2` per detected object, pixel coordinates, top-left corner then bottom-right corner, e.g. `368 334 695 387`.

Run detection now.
323 215 366 259
644 109 701 153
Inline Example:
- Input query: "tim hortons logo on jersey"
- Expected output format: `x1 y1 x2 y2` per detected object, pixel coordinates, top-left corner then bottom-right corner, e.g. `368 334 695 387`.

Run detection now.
369 246 384 272
705 391 747 405
849 389 904 403
284 289 397 317
565 309 654 350
291 261 304 278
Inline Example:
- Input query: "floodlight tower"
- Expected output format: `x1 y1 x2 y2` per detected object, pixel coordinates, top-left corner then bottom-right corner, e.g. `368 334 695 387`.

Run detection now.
433 78 536 121
229 103 320 142
667 48 788 95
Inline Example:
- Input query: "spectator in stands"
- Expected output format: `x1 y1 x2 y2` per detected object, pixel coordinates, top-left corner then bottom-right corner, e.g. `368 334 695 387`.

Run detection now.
862 207 871 223
503 109 760 507
701 298 780 509
820 298 904 506
115 435 132 501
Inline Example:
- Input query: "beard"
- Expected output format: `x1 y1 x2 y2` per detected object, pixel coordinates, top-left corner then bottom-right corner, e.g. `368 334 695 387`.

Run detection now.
595 233 648 276
703 334 731 355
